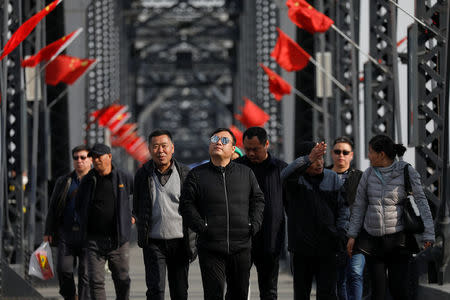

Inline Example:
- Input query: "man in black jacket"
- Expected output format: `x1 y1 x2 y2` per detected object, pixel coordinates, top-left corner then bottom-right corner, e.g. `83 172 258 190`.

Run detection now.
133 129 195 300
234 127 287 300
44 145 92 300
76 143 133 300
282 141 349 300
180 128 265 300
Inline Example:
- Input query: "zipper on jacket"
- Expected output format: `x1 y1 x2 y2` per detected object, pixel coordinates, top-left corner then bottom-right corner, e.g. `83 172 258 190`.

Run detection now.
222 170 230 254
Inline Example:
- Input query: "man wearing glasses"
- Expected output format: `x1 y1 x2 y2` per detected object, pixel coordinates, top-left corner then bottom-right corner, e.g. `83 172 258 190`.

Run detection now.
44 145 92 300
76 143 133 300
180 128 265 300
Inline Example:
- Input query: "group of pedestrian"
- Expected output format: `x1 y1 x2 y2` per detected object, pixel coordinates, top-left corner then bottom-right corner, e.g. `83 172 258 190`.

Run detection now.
44 127 435 300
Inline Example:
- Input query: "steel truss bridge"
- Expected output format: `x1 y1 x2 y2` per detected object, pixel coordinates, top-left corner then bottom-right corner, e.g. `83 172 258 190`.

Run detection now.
0 0 449 297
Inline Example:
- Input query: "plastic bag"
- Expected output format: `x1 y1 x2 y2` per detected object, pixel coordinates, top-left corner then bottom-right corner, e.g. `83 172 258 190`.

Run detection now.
28 241 54 280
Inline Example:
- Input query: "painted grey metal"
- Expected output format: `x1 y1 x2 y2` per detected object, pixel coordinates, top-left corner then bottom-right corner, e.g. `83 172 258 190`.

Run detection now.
407 23 419 147
367 0 396 140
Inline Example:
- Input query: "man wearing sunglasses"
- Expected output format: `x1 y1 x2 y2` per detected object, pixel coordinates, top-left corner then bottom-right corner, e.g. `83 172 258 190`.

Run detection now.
44 145 92 300
329 137 364 300
180 128 265 300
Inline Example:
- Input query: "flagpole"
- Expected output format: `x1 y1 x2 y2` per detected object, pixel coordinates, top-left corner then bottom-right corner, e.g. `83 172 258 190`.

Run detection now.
308 56 351 97
388 0 444 39
331 24 391 74
292 87 332 119
47 88 68 109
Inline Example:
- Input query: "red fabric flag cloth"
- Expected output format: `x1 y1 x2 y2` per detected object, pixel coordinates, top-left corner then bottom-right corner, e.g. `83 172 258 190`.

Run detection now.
260 64 292 101
116 132 138 148
94 104 128 127
286 0 334 34
45 55 96 86
108 112 131 134
235 97 270 128
111 123 137 146
229 125 244 148
0 0 62 61
21 28 82 67
271 27 311 72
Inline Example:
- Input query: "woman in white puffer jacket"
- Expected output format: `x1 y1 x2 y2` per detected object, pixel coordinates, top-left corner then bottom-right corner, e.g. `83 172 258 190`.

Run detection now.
346 134 434 300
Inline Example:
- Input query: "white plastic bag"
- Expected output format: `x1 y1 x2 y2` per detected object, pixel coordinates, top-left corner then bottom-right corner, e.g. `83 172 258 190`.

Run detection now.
28 241 54 280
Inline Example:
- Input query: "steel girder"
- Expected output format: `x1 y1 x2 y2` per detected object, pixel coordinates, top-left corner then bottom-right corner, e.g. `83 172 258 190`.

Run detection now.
86 0 122 146
127 0 241 164
364 0 397 142
334 0 360 162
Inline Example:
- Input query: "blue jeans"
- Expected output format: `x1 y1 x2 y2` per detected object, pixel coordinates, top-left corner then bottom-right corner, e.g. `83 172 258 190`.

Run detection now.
337 253 365 300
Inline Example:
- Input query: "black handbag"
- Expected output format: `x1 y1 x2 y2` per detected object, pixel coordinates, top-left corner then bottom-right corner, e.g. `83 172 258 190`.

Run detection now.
403 165 425 234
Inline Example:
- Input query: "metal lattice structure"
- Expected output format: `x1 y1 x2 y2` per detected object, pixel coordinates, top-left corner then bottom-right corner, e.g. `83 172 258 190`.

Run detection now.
86 0 121 146
126 0 241 164
364 0 396 143
334 0 360 159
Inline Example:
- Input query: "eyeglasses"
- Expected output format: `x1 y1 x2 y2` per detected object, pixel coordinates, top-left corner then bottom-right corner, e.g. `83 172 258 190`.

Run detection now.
333 150 351 156
73 155 87 161
210 135 231 145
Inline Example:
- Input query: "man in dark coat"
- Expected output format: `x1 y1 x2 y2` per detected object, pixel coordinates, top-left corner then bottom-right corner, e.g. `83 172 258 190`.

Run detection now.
234 127 287 300
282 141 349 300
180 128 265 300
44 145 92 300
76 143 133 300
133 129 195 300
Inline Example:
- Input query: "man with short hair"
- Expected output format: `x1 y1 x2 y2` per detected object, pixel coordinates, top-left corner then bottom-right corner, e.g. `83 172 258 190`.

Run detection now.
234 127 287 300
133 129 195 300
282 141 348 300
180 128 265 300
44 145 92 300
76 143 133 300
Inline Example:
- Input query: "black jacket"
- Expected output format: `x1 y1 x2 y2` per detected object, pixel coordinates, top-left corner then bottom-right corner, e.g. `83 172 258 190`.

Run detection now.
282 158 348 256
133 159 197 261
234 153 287 255
179 161 265 254
76 166 133 248
44 171 75 245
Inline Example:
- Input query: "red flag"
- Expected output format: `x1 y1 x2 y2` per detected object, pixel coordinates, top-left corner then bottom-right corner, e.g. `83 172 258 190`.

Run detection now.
108 112 131 134
229 125 244 148
235 97 270 128
271 28 311 72
260 64 292 101
0 0 62 61
286 0 334 34
45 55 96 86
124 136 145 153
21 28 82 67
111 123 137 146
95 104 128 127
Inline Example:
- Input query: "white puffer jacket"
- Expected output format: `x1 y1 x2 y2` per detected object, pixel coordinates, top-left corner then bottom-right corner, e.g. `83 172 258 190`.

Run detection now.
347 160 435 242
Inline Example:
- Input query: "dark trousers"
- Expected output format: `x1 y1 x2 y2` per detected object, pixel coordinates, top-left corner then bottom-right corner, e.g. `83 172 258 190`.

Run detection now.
57 239 90 300
198 247 251 300
142 238 189 300
86 239 130 300
366 253 410 300
252 246 279 300
293 252 337 300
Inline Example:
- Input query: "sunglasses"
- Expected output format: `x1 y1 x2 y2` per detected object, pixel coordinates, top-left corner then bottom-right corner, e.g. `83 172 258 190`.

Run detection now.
333 150 351 156
73 155 87 161
210 135 231 145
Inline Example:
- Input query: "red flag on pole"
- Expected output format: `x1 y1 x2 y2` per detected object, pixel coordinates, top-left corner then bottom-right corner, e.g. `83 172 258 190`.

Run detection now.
45 55 96 86
21 28 83 67
260 64 292 101
108 111 131 134
94 104 128 127
235 97 270 128
229 125 244 148
286 0 334 34
0 0 62 61
111 123 137 146
271 27 311 72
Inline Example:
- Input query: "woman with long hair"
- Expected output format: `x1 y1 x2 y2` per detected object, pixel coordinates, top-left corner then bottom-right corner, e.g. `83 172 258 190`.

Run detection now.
346 134 434 300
